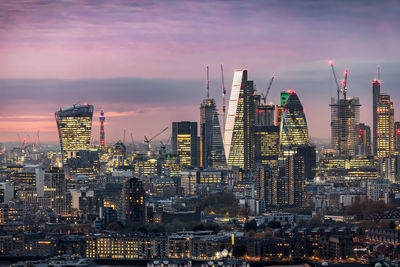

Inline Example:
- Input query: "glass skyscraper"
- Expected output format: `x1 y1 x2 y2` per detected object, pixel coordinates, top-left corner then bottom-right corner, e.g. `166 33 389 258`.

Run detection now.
55 104 94 166
279 91 309 157
223 70 255 170
330 97 361 156
377 94 394 159
172 121 199 167
200 99 226 169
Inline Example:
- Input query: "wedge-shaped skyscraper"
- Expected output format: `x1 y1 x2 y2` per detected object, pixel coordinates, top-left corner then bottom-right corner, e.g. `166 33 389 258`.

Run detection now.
224 70 255 170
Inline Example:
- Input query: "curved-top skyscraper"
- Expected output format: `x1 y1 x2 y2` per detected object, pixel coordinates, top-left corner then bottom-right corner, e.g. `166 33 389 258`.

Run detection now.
279 90 309 157
55 104 94 166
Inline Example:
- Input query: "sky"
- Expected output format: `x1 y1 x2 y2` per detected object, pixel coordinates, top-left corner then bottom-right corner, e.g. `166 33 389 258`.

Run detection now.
0 0 400 144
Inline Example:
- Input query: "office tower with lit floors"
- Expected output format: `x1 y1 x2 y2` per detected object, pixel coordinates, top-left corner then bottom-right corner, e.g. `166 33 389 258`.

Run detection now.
357 123 372 156
55 104 94 164
279 91 309 157
172 121 199 167
44 167 67 216
330 97 361 156
99 110 105 149
122 177 145 226
224 70 255 170
377 94 394 159
55 104 99 178
200 99 226 169
372 78 381 155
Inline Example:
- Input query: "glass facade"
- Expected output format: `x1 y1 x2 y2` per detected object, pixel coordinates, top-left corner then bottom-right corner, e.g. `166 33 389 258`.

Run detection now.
223 70 254 169
200 99 226 169
330 97 361 156
377 94 394 158
280 91 309 157
55 104 94 166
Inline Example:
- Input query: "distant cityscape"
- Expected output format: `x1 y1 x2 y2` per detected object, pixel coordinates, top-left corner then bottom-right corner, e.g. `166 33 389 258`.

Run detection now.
0 61 400 266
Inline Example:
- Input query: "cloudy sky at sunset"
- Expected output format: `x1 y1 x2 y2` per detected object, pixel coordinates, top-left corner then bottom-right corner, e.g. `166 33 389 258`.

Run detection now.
1 0 399 144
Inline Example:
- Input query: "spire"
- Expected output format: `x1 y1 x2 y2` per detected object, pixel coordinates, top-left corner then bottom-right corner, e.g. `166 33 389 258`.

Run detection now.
206 66 210 99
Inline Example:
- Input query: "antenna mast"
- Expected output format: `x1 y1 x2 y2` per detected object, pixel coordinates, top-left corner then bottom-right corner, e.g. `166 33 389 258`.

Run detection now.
221 64 226 135
206 66 210 99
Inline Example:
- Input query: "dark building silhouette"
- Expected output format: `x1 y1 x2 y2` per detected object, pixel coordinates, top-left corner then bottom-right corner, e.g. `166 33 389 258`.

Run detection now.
172 121 199 167
122 177 145 226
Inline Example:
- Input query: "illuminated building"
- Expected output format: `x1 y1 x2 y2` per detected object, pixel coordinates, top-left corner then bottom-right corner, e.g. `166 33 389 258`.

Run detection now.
357 123 371 156
377 94 394 159
275 90 290 126
255 165 273 203
86 233 168 259
223 70 255 170
285 154 304 207
55 104 93 166
99 110 105 149
395 122 400 153
372 79 381 155
180 170 197 195
122 177 145 225
44 167 67 215
254 126 279 169
280 91 309 157
0 182 13 204
134 156 157 178
200 99 226 169
161 154 182 178
172 121 199 167
330 97 361 156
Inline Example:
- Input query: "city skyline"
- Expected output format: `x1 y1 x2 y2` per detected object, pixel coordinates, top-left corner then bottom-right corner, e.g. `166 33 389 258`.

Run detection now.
1 0 400 143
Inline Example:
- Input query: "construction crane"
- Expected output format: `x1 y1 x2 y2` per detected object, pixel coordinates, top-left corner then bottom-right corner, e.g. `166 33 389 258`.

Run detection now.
341 69 349 100
130 133 136 153
261 75 275 104
160 135 172 156
144 127 168 152
220 64 226 135
329 60 341 104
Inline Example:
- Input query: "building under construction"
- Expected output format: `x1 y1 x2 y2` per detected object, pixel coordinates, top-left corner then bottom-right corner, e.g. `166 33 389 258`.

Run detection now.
330 97 361 156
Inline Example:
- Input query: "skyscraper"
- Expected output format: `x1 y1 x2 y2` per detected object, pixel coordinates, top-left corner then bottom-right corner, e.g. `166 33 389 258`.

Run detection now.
99 110 105 149
357 123 372 156
122 177 145 225
372 79 381 155
172 121 199 167
377 94 394 159
275 91 291 126
200 99 226 169
254 126 280 169
44 167 67 215
395 121 400 153
55 104 94 166
280 91 309 157
330 97 361 156
224 70 255 170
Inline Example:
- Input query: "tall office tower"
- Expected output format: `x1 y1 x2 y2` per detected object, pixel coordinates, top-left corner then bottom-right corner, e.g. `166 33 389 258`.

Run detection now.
395 122 400 153
285 154 305 207
357 123 372 156
224 70 255 170
372 79 381 155
255 164 273 203
200 99 226 169
275 91 291 126
44 167 67 215
280 91 309 157
55 104 94 166
99 110 105 149
296 146 316 181
172 121 199 167
254 126 280 169
122 177 145 225
377 94 394 158
330 97 361 156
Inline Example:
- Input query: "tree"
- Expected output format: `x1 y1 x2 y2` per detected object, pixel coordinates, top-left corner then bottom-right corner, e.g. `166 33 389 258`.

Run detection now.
267 220 281 229
244 219 257 232
232 244 247 258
